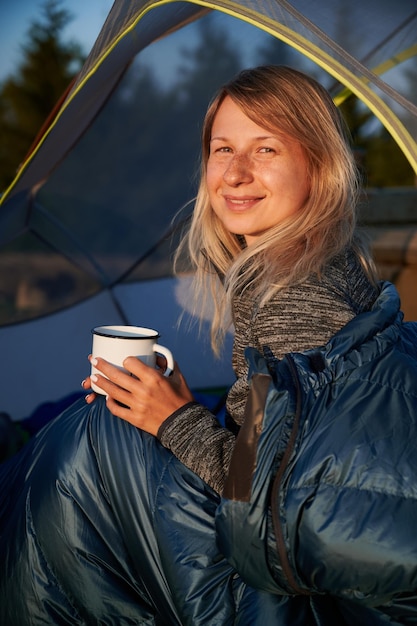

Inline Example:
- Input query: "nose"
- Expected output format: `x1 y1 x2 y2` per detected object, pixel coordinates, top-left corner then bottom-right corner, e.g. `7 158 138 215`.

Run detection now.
223 153 253 186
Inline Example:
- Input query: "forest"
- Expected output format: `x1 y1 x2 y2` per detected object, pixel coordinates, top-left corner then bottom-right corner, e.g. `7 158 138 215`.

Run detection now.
1 0 416 194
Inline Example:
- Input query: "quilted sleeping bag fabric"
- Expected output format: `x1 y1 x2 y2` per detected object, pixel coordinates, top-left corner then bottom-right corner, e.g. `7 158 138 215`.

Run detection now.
1 281 417 625
217 282 417 623
0 395 292 625
0 396 232 625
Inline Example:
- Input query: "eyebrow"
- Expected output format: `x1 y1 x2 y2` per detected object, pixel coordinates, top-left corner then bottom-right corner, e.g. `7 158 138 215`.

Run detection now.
210 135 278 142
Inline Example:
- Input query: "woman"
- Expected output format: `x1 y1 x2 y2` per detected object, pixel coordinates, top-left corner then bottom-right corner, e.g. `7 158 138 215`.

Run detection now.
1 66 417 625
86 65 379 494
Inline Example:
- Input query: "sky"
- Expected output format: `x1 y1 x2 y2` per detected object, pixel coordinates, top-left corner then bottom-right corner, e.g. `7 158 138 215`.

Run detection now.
0 0 270 88
0 0 114 82
1 0 414 107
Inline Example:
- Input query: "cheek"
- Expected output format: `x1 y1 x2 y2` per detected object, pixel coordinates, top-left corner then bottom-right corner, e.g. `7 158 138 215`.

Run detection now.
280 162 310 202
297 172 311 204
206 166 220 198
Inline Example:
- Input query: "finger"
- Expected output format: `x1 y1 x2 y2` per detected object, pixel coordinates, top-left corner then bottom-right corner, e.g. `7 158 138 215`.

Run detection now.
81 376 92 390
82 375 98 403
91 357 132 387
122 356 163 382
90 369 129 395
155 354 168 371
91 358 144 401
90 371 133 408
106 396 133 420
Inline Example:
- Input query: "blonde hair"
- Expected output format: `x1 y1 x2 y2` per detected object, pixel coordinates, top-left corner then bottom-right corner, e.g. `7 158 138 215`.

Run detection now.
176 65 375 353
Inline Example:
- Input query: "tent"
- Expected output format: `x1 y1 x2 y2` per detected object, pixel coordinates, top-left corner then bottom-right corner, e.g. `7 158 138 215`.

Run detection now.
1 0 417 423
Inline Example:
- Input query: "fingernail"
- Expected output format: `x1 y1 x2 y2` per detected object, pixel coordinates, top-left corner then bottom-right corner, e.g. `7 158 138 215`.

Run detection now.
81 379 86 388
91 357 98 366
91 374 98 382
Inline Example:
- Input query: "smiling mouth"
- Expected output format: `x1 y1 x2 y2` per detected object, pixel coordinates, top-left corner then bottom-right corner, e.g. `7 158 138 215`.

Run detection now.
224 196 263 208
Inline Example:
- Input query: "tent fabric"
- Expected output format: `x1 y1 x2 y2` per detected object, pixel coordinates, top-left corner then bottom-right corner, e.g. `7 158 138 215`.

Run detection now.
0 0 416 421
0 278 235 421
1 0 416 208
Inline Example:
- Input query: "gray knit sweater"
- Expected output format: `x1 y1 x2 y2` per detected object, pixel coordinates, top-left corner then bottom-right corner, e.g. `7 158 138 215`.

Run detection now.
158 248 378 494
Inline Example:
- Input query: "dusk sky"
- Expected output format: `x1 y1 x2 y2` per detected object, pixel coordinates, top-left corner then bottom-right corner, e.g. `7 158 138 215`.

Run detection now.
0 0 114 82
0 0 271 89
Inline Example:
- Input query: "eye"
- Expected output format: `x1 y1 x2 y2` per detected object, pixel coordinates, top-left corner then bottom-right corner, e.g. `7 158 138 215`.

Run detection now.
258 146 275 154
209 145 233 159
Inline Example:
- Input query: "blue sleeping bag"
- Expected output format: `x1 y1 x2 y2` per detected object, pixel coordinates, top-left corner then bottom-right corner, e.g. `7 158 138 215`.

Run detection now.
0 396 288 625
1 282 417 625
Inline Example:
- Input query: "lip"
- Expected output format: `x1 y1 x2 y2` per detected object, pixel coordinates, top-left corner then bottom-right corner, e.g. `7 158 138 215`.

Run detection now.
223 195 263 211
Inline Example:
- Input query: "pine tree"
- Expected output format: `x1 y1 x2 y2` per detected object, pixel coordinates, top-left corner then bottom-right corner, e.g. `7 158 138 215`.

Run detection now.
0 0 84 192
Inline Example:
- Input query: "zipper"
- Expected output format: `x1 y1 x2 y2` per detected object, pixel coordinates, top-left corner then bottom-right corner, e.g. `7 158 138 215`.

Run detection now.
270 354 311 595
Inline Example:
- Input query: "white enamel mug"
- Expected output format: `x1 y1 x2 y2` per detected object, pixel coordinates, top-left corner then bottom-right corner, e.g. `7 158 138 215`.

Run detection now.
91 325 174 395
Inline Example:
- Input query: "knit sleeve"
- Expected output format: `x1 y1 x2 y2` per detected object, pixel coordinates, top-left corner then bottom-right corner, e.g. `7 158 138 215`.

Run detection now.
157 402 236 494
253 248 378 361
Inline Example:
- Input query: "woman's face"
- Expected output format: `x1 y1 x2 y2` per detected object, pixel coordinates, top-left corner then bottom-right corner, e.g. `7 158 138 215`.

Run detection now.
206 96 311 246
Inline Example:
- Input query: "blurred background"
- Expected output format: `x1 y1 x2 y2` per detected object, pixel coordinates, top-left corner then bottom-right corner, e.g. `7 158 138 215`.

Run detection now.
0 0 416 433
1 0 416 324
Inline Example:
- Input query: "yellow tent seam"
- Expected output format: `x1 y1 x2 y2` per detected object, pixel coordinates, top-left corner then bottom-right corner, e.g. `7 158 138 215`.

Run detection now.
334 43 417 106
189 0 417 173
1 0 416 206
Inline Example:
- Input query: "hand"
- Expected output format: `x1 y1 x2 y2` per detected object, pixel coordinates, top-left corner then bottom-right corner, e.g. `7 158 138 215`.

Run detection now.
87 355 194 436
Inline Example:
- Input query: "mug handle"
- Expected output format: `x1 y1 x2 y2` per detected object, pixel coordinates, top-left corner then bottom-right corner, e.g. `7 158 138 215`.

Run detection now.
153 344 174 377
